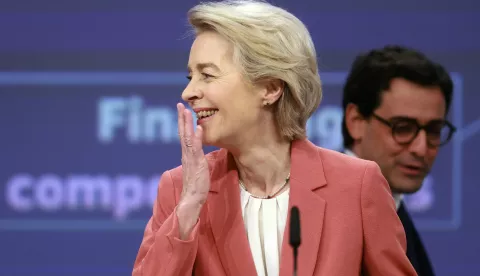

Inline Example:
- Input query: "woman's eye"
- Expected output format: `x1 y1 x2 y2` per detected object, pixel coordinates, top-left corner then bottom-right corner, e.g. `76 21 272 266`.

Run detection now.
202 73 214 79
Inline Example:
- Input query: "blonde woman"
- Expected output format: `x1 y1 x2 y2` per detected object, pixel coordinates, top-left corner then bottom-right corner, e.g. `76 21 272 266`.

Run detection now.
132 1 417 275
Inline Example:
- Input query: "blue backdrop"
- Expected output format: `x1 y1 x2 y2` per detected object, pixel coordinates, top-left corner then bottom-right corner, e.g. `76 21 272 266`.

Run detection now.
1 0 479 275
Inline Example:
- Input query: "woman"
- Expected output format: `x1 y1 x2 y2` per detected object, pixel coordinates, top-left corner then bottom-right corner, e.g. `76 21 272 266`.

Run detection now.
133 1 417 275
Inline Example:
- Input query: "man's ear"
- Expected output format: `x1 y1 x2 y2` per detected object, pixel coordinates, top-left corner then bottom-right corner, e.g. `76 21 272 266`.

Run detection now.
345 103 367 141
259 78 284 106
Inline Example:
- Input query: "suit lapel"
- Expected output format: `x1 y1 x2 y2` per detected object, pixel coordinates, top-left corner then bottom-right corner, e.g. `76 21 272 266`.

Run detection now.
280 140 327 276
207 150 257 276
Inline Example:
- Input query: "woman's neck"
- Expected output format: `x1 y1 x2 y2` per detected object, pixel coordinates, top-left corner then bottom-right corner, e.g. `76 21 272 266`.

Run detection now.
232 138 291 197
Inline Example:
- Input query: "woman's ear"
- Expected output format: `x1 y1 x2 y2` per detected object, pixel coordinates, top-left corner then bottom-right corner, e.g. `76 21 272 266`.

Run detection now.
260 78 284 106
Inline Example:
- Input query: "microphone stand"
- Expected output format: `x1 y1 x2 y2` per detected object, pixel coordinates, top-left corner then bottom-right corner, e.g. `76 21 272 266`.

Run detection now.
293 246 299 276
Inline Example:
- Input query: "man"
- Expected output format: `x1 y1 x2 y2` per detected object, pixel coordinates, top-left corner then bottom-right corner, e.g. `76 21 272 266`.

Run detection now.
341 45 457 276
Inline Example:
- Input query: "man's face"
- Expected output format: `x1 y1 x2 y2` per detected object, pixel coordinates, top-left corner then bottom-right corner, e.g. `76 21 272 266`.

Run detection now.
351 78 447 194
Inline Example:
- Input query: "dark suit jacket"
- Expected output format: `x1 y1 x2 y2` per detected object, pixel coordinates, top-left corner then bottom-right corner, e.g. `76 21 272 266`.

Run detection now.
398 202 435 276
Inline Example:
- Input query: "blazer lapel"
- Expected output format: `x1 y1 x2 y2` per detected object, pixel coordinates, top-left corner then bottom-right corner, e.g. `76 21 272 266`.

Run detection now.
280 139 327 276
207 150 257 276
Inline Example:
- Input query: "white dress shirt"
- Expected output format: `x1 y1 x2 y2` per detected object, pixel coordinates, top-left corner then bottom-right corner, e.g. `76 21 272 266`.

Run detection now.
240 186 290 276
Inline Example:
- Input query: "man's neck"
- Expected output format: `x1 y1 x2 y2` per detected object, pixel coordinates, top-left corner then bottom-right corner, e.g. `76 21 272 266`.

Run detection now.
343 148 402 211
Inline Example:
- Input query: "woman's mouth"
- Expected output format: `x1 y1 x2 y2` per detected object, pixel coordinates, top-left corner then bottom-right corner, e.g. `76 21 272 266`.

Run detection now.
195 109 218 125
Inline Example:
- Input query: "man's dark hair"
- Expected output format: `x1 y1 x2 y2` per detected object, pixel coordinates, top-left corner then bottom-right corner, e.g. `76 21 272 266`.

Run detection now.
341 45 453 149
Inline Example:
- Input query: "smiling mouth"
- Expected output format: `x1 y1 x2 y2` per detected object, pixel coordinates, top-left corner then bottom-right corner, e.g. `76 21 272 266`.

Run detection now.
196 109 218 120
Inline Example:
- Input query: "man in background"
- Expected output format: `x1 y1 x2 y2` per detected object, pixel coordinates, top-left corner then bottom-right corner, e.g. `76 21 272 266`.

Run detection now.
341 45 457 276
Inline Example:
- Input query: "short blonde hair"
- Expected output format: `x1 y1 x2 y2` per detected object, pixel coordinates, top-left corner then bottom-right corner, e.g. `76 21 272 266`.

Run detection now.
188 0 322 141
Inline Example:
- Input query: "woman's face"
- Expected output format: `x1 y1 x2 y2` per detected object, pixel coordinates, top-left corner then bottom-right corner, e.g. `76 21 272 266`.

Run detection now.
182 31 267 148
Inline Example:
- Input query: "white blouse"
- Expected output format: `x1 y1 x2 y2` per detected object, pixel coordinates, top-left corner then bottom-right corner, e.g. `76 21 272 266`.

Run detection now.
240 186 290 276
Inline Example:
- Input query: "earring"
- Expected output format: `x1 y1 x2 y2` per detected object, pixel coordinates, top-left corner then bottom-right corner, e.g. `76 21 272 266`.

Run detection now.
264 101 270 106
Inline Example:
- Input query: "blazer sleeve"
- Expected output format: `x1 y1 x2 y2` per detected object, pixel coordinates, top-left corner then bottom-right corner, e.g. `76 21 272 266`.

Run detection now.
360 161 418 276
132 170 200 276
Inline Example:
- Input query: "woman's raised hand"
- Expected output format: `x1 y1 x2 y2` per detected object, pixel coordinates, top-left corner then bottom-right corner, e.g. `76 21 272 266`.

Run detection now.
175 103 211 239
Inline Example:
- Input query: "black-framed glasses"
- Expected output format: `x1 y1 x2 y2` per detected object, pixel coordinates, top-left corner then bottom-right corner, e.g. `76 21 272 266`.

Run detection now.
371 113 457 147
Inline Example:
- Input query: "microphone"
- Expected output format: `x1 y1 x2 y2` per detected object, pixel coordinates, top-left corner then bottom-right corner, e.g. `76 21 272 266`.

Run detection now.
289 206 301 276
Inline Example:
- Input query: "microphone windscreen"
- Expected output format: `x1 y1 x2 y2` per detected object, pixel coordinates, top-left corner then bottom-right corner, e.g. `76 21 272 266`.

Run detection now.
289 206 301 247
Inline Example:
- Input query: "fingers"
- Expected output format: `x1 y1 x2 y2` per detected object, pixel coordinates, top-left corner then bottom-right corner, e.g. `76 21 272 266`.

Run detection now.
183 109 195 149
178 103 204 163
194 125 205 156
177 103 186 152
